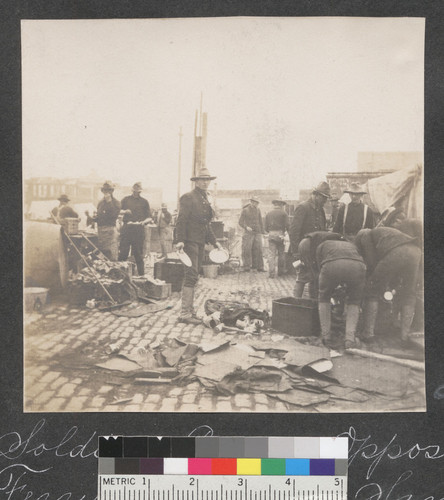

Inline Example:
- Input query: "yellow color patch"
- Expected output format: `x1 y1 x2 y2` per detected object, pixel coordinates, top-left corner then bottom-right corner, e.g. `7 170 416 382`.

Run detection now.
237 459 261 475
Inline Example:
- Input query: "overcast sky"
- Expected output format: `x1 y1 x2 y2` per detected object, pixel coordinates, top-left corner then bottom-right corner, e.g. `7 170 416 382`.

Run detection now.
22 17 424 203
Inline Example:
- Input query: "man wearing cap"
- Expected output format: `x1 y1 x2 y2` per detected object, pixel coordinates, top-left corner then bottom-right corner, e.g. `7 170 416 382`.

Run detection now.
265 199 289 278
239 196 265 272
289 181 330 298
333 182 374 241
157 203 172 259
118 182 152 275
175 168 222 324
51 194 78 222
96 181 121 260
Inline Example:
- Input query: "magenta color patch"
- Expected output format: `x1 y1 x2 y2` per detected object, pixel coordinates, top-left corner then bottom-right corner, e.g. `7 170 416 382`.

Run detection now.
188 458 212 475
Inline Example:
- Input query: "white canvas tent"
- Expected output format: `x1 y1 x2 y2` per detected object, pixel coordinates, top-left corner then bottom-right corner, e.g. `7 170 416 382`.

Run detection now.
338 164 423 219
366 164 423 218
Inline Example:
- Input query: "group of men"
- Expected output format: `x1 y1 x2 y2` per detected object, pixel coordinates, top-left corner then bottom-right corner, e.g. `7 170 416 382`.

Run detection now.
52 182 172 276
290 182 421 349
53 171 422 347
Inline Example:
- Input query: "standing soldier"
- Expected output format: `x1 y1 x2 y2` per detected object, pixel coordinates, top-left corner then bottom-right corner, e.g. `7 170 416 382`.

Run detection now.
157 203 172 259
118 182 152 276
289 182 331 298
333 182 374 241
265 199 289 278
328 193 341 230
52 194 78 222
175 168 222 325
239 196 265 272
96 181 121 260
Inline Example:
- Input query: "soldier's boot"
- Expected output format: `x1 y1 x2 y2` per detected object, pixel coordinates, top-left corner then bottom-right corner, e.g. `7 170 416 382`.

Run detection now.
307 282 316 299
344 304 361 350
188 287 201 319
178 287 201 325
361 299 379 343
293 282 305 298
400 304 416 342
319 302 335 348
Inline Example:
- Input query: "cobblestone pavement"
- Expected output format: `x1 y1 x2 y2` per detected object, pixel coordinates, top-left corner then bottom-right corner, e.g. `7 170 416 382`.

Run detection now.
24 270 425 413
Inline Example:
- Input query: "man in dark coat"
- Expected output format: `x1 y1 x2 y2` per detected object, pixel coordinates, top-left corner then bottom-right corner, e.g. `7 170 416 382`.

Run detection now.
299 232 366 349
333 182 374 240
175 168 222 324
289 181 331 297
118 182 152 275
265 199 289 278
52 194 78 222
355 227 422 344
239 196 265 272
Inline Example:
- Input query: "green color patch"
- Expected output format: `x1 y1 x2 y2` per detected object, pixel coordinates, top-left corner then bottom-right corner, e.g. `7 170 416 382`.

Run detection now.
261 459 286 475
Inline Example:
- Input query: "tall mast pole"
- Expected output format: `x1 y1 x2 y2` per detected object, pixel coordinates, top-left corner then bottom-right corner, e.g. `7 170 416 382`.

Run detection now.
177 126 183 208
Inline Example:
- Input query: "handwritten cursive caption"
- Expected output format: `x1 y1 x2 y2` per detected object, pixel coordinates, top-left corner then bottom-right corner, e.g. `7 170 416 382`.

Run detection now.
0 421 443 500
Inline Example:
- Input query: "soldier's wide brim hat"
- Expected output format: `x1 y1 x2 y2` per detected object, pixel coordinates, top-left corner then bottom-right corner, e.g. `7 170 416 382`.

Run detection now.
101 181 115 192
312 181 331 198
58 194 70 202
190 167 217 181
272 198 287 205
344 182 367 195
161 203 168 208
250 196 260 203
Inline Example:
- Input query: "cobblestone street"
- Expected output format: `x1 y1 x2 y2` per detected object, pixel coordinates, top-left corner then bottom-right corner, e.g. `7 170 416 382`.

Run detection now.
24 271 425 413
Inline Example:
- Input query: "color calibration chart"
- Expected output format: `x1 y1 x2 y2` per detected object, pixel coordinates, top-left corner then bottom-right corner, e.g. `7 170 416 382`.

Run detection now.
98 437 348 500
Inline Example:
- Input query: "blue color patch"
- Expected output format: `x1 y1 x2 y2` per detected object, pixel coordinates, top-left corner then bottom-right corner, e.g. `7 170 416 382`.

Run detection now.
285 459 310 475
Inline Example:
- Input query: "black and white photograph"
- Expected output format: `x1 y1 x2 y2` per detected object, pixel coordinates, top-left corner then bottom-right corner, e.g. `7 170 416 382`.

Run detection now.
23 16 425 413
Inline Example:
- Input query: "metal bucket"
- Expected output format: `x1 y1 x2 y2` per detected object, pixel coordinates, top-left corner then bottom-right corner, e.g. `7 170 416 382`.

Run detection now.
202 264 219 279
24 287 49 313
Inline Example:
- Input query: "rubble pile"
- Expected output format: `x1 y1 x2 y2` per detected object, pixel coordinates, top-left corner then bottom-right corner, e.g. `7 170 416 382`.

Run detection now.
68 260 138 305
92 327 414 409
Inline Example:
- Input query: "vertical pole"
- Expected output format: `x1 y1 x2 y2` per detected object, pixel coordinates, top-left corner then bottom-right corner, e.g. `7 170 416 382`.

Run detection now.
177 126 183 209
192 110 198 190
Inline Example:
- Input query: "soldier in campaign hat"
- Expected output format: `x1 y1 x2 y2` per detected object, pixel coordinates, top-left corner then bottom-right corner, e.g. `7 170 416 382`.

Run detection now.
239 195 265 272
118 182 152 275
289 181 331 298
175 168 222 324
96 181 121 260
333 182 374 241
51 193 78 222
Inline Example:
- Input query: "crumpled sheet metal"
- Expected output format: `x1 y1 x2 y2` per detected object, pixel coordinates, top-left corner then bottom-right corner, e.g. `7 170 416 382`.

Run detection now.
95 357 142 373
284 343 331 367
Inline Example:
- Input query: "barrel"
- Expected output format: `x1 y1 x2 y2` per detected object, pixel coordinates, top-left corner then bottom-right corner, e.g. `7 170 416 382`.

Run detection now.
24 221 68 290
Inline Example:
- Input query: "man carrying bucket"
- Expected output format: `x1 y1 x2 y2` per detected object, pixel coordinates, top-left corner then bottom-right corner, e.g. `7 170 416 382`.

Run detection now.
175 168 222 325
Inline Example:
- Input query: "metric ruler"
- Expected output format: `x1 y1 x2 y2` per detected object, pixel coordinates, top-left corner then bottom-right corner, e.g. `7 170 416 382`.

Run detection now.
98 476 347 500
98 436 348 500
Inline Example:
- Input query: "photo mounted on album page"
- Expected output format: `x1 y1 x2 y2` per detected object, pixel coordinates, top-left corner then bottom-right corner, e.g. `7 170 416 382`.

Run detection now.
22 16 425 413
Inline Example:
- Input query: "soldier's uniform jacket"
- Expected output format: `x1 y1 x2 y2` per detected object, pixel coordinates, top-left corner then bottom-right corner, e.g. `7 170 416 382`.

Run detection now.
333 202 374 236
355 227 417 272
265 208 289 233
175 187 217 246
289 200 326 256
239 204 264 233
